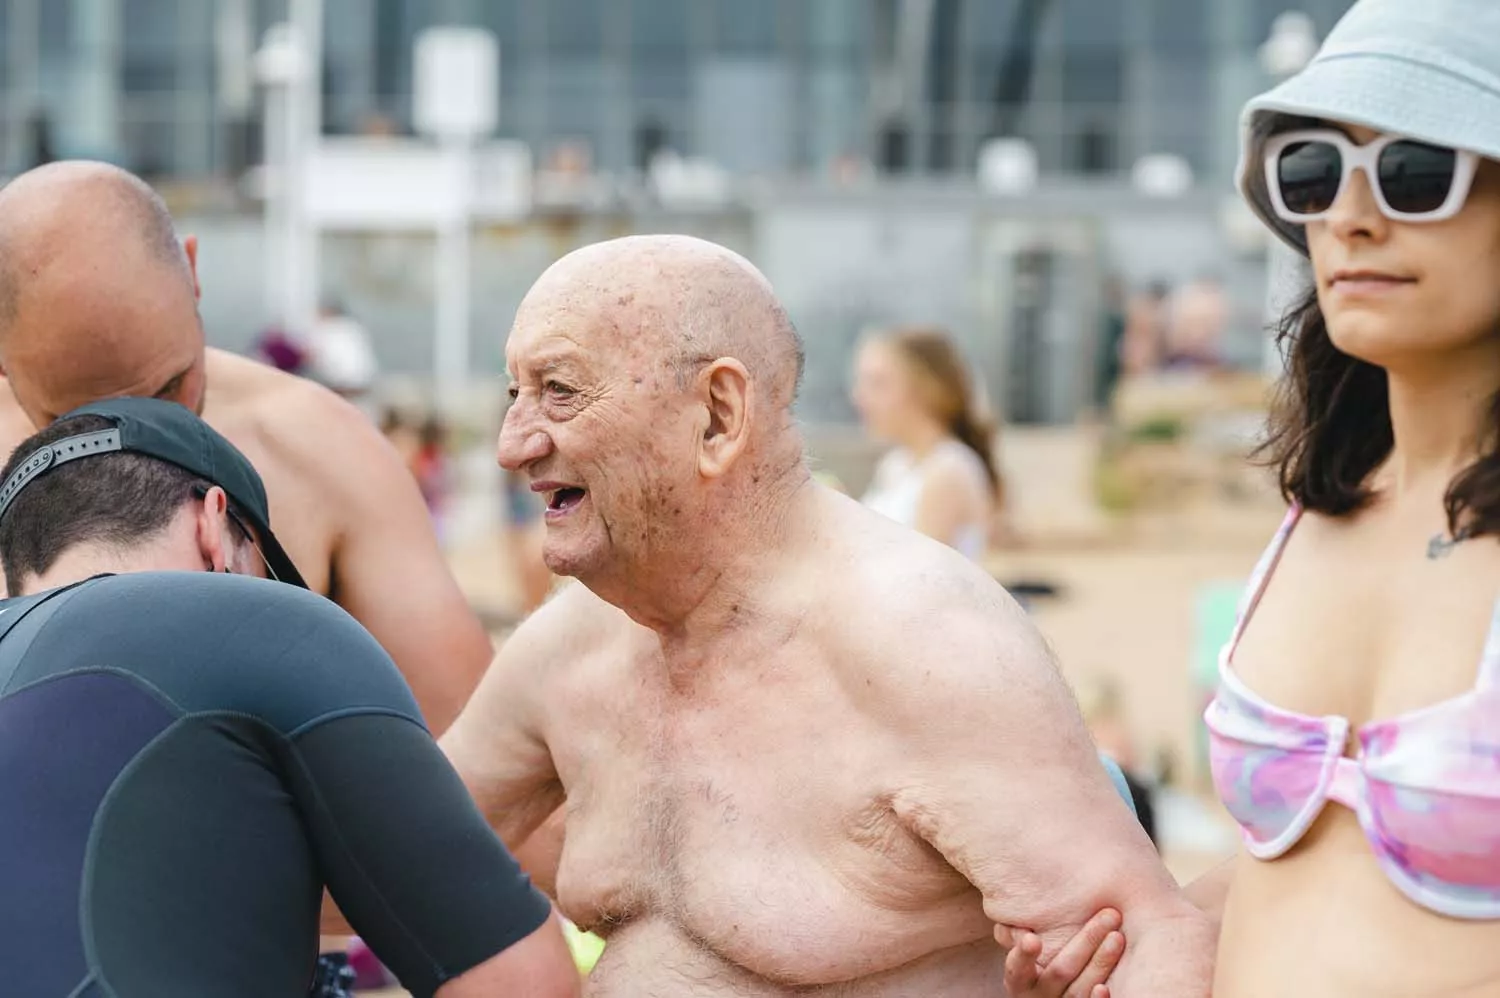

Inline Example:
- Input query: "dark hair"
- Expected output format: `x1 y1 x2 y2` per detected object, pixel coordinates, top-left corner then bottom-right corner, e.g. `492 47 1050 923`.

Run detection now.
0 414 244 593
883 327 1004 501
1257 287 1500 536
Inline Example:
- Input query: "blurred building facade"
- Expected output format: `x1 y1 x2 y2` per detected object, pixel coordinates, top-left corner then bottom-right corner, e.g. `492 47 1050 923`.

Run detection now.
2 0 1356 185
0 0 1350 426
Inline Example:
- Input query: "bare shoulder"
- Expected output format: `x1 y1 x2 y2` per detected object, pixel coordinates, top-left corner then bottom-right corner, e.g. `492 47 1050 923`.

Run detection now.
0 379 35 463
204 348 393 485
828 509 1057 715
503 578 631 669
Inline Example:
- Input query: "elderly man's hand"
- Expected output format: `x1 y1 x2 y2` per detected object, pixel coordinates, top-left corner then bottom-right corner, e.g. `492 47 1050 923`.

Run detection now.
997 908 1125 998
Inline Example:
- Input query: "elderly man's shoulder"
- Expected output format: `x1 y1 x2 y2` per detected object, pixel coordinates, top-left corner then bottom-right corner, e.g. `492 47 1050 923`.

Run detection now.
822 522 1050 701
502 579 635 667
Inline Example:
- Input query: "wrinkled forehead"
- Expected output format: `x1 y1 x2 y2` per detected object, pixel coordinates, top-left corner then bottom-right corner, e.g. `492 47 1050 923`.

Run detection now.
506 282 664 380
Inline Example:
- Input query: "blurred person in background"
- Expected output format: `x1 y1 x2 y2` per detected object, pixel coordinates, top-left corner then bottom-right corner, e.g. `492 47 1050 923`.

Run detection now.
306 300 380 421
411 414 453 545
1023 2 1500 995
851 326 1005 560
1120 281 1171 377
1094 276 1129 420
1164 273 1229 371
1077 676 1157 849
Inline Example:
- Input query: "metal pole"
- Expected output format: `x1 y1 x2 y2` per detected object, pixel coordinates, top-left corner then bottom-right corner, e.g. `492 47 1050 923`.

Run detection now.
433 136 473 409
7 0 40 172
285 0 323 343
71 0 122 160
261 77 288 325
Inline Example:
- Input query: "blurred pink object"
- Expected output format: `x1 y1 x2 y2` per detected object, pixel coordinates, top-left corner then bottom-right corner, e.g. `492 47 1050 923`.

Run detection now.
347 938 393 990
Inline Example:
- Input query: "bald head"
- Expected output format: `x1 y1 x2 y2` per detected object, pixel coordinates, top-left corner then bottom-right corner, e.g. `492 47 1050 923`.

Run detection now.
523 234 805 406
0 161 205 422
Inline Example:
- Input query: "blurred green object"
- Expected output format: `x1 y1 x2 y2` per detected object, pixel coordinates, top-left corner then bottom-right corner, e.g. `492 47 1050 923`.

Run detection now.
1125 415 1186 443
1192 581 1244 778
564 919 606 974
813 470 847 494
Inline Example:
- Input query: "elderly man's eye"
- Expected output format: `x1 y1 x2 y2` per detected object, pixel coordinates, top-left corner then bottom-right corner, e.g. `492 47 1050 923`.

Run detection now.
545 380 577 397
506 384 520 401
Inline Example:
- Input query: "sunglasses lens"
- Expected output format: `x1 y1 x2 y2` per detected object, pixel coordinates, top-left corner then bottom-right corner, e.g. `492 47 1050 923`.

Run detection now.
1378 141 1457 215
1277 141 1343 216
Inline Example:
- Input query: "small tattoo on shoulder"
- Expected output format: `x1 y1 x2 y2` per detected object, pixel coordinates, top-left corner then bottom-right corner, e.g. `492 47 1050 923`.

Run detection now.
1427 525 1475 560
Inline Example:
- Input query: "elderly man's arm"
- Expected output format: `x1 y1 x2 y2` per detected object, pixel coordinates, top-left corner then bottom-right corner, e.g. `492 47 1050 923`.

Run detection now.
440 590 579 863
872 599 1215 998
291 393 494 736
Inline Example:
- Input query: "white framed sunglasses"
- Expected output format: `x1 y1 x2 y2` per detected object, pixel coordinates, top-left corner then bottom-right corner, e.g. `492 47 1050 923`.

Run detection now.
1263 128 1479 224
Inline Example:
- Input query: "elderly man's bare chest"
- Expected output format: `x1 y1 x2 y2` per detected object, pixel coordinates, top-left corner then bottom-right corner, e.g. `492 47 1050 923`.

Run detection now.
545 642 994 990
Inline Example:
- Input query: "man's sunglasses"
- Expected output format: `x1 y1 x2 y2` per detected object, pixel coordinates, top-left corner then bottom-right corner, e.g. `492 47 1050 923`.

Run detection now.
191 483 280 582
1264 129 1479 224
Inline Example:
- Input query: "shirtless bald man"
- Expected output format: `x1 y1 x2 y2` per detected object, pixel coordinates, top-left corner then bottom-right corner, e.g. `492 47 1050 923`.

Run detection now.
441 235 1216 996
0 161 490 732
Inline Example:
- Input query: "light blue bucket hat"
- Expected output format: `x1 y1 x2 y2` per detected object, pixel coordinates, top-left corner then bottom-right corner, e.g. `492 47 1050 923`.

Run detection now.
1238 0 1500 256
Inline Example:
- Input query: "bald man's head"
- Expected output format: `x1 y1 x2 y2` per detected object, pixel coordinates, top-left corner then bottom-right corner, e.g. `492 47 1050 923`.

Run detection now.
499 235 809 587
0 161 206 425
520 234 805 406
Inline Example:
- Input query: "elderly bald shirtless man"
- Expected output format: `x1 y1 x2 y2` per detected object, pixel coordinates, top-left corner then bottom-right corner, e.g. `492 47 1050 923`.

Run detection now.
441 235 1216 996
0 162 490 732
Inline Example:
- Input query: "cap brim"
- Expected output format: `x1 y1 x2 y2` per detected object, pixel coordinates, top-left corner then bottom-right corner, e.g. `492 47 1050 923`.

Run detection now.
1238 50 1500 255
259 530 309 590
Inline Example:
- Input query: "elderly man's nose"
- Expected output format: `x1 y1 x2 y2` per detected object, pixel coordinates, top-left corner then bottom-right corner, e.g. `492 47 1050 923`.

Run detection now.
498 406 552 471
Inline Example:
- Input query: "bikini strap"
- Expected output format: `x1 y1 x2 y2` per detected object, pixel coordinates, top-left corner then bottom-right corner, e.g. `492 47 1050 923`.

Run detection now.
1225 505 1304 659
1478 597 1500 690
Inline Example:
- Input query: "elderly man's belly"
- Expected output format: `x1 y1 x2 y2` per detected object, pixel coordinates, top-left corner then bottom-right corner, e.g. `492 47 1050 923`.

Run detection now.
586 918 1005 997
1214 816 1500 997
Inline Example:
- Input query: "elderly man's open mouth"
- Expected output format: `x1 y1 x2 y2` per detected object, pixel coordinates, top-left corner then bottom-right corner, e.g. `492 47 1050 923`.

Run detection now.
535 481 587 519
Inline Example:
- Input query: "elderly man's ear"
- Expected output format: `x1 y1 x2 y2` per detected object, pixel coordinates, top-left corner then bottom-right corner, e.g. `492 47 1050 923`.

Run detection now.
696 358 752 479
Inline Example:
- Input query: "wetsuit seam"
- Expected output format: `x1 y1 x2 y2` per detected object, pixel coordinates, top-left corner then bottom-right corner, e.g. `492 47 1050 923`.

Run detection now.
288 706 428 739
279 723 453 986
79 720 184 998
3 667 185 715
0 581 92 695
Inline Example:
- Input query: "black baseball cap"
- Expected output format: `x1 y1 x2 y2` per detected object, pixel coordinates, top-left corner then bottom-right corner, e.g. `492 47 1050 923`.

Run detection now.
0 396 308 589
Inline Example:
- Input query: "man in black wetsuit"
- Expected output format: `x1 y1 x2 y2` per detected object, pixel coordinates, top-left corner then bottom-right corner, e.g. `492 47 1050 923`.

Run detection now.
0 397 579 998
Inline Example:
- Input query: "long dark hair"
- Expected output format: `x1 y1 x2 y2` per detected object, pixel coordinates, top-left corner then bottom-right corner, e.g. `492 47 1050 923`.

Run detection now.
884 327 1004 502
1251 115 1500 538
1257 288 1500 537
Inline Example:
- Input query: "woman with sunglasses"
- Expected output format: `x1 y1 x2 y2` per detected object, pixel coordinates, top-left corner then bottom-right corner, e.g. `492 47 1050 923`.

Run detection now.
1000 2 1500 996
1203 1 1500 994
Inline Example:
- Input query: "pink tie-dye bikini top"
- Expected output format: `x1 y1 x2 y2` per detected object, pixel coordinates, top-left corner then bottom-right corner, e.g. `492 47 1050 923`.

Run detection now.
1204 505 1500 919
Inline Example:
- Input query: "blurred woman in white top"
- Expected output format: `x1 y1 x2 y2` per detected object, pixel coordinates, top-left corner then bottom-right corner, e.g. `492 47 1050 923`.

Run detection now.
851 327 1001 560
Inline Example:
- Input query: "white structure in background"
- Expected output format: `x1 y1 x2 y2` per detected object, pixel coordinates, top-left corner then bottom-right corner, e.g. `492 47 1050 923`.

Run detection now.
253 19 312 342
253 0 323 344
413 26 499 406
649 151 732 208
262 20 530 409
1130 153 1195 199
977 138 1039 196
1259 11 1320 377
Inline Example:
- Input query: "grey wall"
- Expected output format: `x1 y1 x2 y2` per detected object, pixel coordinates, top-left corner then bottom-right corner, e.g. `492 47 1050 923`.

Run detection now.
187 182 1273 425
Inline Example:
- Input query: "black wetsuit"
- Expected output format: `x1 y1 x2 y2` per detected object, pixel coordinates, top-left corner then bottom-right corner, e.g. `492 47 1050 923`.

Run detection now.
0 572 550 998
